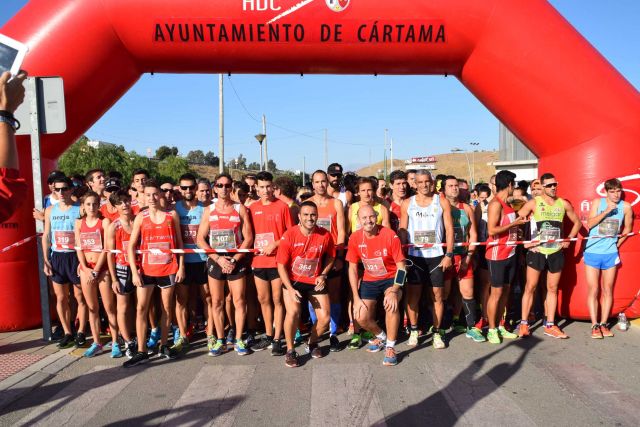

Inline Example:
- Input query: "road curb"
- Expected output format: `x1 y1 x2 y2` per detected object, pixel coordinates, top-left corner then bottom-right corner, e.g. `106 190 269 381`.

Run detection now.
0 347 78 412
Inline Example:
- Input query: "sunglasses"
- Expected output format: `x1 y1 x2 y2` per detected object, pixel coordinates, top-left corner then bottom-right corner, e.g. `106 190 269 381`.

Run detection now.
161 188 173 193
180 185 196 191
329 173 342 178
215 183 232 189
543 183 558 188
53 187 70 193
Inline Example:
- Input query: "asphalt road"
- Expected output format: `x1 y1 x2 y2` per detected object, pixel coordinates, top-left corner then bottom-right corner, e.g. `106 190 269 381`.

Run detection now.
1 320 639 426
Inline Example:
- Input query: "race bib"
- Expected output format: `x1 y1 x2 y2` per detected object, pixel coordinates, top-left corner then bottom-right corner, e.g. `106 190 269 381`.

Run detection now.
453 226 466 244
508 227 521 243
255 232 275 250
292 256 319 278
539 227 561 249
53 231 75 249
598 218 620 237
181 224 198 245
80 230 102 251
209 229 237 249
147 242 172 265
362 257 388 277
317 218 331 232
414 230 436 244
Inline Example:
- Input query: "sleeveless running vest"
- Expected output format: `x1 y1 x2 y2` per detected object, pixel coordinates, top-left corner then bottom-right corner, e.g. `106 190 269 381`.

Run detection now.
175 201 206 263
208 203 243 250
350 202 383 233
531 196 565 255
316 197 339 244
113 218 135 267
50 203 81 252
586 198 624 255
79 218 103 252
451 202 470 255
486 198 517 261
407 195 444 258
140 210 178 277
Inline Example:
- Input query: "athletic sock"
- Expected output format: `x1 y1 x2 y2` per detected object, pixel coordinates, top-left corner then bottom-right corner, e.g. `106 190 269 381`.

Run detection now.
520 320 528 325
330 303 341 335
461 298 477 328
308 301 318 325
386 340 396 348
376 331 387 342
545 322 554 327
410 325 418 332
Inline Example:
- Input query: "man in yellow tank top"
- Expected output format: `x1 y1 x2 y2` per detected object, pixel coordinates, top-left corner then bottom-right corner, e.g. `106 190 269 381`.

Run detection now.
516 173 581 339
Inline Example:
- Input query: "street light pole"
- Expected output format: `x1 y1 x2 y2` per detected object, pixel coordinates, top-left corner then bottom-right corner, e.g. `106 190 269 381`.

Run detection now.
255 133 266 171
469 142 480 186
451 147 472 184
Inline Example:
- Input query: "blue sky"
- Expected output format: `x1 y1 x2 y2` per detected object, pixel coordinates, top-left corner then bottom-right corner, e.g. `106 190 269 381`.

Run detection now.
1 1 639 172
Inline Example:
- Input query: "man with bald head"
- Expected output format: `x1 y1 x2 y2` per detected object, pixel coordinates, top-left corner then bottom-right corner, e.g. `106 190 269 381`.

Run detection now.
346 205 406 366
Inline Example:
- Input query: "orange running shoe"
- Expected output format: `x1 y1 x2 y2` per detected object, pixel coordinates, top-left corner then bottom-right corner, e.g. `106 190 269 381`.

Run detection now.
599 324 614 337
518 323 531 338
591 324 603 339
544 325 569 339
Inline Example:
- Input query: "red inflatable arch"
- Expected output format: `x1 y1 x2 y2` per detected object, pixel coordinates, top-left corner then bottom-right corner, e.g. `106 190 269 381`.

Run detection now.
1 0 639 330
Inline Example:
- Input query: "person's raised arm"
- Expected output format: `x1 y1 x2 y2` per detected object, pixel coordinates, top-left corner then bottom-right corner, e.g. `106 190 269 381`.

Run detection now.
0 71 27 170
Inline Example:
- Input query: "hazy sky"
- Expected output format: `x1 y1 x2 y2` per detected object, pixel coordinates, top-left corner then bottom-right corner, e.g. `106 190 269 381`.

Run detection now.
1 1 638 171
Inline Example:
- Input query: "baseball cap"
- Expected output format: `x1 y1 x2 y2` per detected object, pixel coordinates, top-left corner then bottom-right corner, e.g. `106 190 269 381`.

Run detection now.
327 163 343 175
105 177 121 192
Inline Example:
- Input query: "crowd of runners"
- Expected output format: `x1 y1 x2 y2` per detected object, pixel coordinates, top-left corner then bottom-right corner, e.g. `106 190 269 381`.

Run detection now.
37 162 633 368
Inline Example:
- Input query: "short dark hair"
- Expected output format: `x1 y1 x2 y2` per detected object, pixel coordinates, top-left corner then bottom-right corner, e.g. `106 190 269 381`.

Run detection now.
477 184 491 196
47 170 66 184
300 200 318 211
274 176 297 199
311 170 327 181
389 170 407 183
540 173 555 183
144 179 159 189
495 170 516 192
53 176 72 187
85 168 105 183
179 173 197 183
444 175 457 185
256 171 273 182
604 178 622 191
233 180 250 193
197 177 211 186
132 168 149 178
80 190 100 205
109 190 131 206
108 170 123 180
406 169 417 175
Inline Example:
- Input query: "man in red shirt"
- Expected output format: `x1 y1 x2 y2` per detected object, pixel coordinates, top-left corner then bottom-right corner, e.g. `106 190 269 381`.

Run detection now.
347 205 405 366
248 171 294 356
277 201 336 368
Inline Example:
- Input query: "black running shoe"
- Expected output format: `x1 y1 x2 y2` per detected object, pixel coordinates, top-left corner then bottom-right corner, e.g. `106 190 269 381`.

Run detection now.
123 351 148 368
75 332 87 347
57 333 74 349
271 339 285 356
250 336 271 352
285 350 299 368
329 335 341 352
160 344 177 359
51 325 64 342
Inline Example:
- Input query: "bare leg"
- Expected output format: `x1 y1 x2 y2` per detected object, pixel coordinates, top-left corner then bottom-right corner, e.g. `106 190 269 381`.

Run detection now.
52 283 72 334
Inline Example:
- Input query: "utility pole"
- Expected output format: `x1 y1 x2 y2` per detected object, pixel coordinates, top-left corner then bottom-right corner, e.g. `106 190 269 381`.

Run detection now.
262 114 268 171
302 156 306 186
219 74 224 174
390 137 394 174
384 129 389 180
324 128 328 170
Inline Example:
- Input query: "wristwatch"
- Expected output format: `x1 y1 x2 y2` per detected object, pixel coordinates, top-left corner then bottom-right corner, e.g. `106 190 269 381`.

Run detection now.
445 252 454 258
91 271 99 279
229 257 237 264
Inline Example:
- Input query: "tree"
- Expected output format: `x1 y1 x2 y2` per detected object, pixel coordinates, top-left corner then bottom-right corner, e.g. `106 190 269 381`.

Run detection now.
204 151 219 167
186 150 206 164
247 162 261 171
233 154 247 170
156 145 178 160
267 159 277 172
157 155 192 183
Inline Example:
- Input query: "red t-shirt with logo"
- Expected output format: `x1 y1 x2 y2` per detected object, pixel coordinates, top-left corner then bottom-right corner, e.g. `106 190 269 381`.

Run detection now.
346 225 405 282
249 199 294 268
276 225 335 285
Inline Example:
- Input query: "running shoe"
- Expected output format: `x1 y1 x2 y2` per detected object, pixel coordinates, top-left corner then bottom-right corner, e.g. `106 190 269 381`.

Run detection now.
465 327 486 343
285 350 299 368
83 342 103 358
207 335 216 352
57 333 74 349
250 336 272 352
591 324 604 339
226 328 236 346
75 332 87 347
51 325 64 342
407 330 419 347
329 335 341 352
366 338 385 353
125 341 135 359
244 332 256 348
498 326 518 339
544 325 569 339
451 318 467 334
433 330 446 349
475 317 488 331
347 322 355 336
110 342 123 358
599 324 614 338
362 331 375 341
271 339 286 356
160 344 178 359
348 333 362 350
310 344 323 359
147 328 161 353
487 328 501 344
208 340 226 357
172 325 180 343
518 323 531 338
186 323 195 341
123 351 148 368
294 329 303 345
382 347 398 366
235 340 249 356
171 336 189 353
